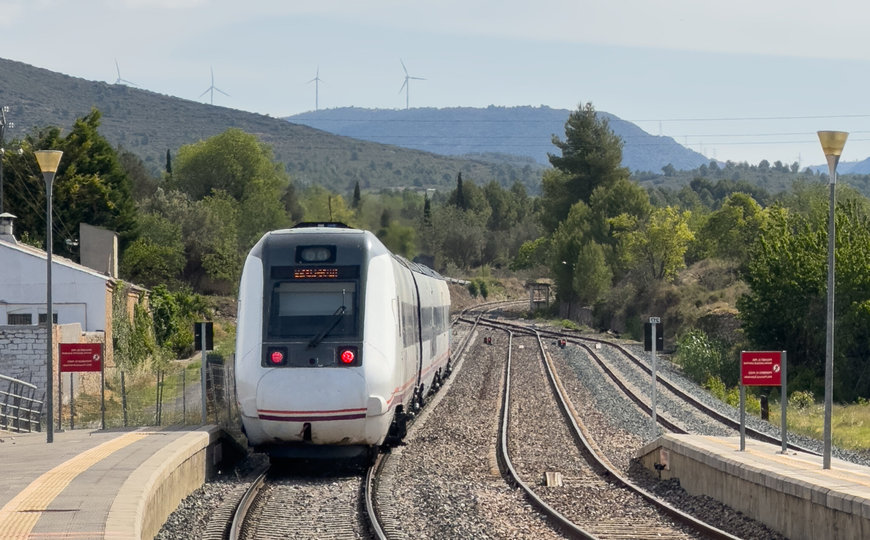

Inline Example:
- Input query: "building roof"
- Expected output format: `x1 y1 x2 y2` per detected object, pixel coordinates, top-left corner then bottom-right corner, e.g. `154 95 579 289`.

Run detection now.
0 236 116 284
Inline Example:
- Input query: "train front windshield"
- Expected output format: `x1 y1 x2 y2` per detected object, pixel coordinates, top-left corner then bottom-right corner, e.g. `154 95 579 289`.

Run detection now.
268 281 359 339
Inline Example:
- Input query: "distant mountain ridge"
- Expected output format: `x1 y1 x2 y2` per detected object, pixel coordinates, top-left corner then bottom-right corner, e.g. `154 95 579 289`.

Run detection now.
0 57 543 194
286 106 710 172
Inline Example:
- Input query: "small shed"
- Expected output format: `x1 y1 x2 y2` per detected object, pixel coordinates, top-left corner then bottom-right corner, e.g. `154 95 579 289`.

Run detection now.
525 280 552 312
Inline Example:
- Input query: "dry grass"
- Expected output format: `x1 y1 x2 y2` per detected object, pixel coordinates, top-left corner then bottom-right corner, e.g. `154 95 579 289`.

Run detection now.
768 401 870 453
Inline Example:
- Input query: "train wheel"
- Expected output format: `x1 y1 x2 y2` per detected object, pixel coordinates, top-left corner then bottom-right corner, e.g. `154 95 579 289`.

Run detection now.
384 406 408 446
366 446 380 465
415 385 426 410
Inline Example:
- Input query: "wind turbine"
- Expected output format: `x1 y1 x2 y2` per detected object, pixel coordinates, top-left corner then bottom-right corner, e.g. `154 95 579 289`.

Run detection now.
399 59 425 110
308 66 324 111
199 67 229 105
113 59 137 86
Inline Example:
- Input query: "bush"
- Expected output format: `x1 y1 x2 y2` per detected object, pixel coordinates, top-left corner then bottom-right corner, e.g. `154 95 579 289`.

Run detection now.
705 375 760 412
467 281 479 297
675 329 723 384
477 279 489 299
560 319 581 331
789 390 815 409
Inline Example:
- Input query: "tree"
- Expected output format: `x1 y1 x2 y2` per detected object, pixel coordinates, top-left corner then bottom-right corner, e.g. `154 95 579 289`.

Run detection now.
614 206 694 284
352 181 361 209
4 111 139 259
430 205 487 269
738 198 870 400
301 185 355 224
120 213 185 287
171 128 289 204
377 221 416 258
550 201 594 303
454 172 466 210
695 192 766 264
542 102 629 232
511 237 550 271
573 240 612 305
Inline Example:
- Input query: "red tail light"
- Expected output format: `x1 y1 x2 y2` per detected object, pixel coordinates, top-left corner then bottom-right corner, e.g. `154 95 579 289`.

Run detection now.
337 346 359 366
265 347 288 366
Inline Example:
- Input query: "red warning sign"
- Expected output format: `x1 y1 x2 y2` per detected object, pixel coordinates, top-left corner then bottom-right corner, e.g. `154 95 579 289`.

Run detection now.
60 343 103 373
741 351 782 386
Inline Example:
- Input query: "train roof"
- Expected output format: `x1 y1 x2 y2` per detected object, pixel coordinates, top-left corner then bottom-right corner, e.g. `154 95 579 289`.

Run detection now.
254 223 445 281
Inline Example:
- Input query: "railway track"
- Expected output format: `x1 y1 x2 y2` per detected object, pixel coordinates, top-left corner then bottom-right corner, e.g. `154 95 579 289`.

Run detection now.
209 306 776 539
496 325 736 539
474 315 819 456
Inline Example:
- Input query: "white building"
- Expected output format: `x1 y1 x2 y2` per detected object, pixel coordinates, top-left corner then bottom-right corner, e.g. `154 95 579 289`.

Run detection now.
0 213 116 332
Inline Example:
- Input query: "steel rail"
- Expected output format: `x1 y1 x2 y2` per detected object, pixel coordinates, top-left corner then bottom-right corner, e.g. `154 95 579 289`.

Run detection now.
531 329 739 540
483 316 820 457
496 329 595 539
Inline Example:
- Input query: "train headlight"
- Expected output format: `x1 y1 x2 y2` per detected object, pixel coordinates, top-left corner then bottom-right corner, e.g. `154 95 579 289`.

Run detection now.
337 346 359 366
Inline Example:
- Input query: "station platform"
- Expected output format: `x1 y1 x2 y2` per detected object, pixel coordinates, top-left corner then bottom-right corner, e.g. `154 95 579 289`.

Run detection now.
636 434 870 540
0 426 228 539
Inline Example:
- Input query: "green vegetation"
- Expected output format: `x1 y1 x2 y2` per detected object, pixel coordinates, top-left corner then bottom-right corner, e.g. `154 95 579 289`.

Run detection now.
768 399 870 453
8 98 870 413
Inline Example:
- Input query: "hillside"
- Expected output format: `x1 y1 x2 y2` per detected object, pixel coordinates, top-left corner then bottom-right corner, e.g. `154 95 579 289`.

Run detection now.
0 58 540 195
287 106 710 173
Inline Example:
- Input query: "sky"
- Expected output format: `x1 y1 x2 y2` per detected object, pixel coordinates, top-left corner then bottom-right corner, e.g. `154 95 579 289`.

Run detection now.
2 0 870 167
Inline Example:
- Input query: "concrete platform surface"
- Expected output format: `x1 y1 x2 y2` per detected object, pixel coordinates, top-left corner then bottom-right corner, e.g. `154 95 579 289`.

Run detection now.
0 426 222 540
636 434 870 540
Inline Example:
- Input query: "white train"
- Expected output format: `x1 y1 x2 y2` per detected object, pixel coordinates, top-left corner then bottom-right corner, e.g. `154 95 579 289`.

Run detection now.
234 223 452 459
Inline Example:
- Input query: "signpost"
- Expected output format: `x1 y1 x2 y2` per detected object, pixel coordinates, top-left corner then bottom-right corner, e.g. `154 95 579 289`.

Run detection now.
59 343 105 430
194 322 213 424
740 350 787 452
645 317 662 438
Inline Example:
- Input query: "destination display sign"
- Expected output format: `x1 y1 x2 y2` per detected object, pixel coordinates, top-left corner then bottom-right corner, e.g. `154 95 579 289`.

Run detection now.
741 351 782 386
60 343 103 373
271 265 359 280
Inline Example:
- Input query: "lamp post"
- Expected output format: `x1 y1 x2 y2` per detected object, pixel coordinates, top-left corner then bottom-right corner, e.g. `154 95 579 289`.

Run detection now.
0 106 13 213
817 130 847 470
35 149 63 444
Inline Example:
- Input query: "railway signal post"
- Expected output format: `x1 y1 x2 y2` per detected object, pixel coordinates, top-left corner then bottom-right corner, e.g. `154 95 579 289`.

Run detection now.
645 317 663 439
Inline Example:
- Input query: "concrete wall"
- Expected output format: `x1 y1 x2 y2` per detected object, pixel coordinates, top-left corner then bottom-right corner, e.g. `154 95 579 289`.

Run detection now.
636 435 870 540
79 223 119 278
0 325 49 390
0 324 106 405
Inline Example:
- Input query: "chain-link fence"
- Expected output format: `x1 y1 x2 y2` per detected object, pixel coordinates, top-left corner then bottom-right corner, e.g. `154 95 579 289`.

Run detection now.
58 354 238 433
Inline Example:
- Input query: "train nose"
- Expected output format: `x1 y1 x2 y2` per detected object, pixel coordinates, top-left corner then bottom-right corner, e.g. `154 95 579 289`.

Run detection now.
255 368 368 444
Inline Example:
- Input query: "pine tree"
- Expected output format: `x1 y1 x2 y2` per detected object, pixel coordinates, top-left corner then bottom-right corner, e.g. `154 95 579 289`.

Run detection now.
456 172 466 209
352 181 361 208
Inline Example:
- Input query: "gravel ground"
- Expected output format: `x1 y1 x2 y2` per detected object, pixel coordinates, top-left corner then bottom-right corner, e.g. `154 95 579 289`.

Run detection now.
375 326 564 539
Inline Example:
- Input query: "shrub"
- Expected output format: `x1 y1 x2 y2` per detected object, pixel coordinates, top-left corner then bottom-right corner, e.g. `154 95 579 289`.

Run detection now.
789 390 815 409
675 329 723 384
477 279 489 299
467 281 479 297
704 375 727 401
705 375 760 412
560 319 581 331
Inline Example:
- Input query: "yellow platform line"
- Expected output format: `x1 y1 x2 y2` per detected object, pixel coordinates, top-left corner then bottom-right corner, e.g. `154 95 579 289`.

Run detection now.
0 432 148 539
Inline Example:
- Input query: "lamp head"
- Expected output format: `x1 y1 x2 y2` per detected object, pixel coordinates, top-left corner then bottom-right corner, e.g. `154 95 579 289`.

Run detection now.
818 131 848 157
34 150 63 174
